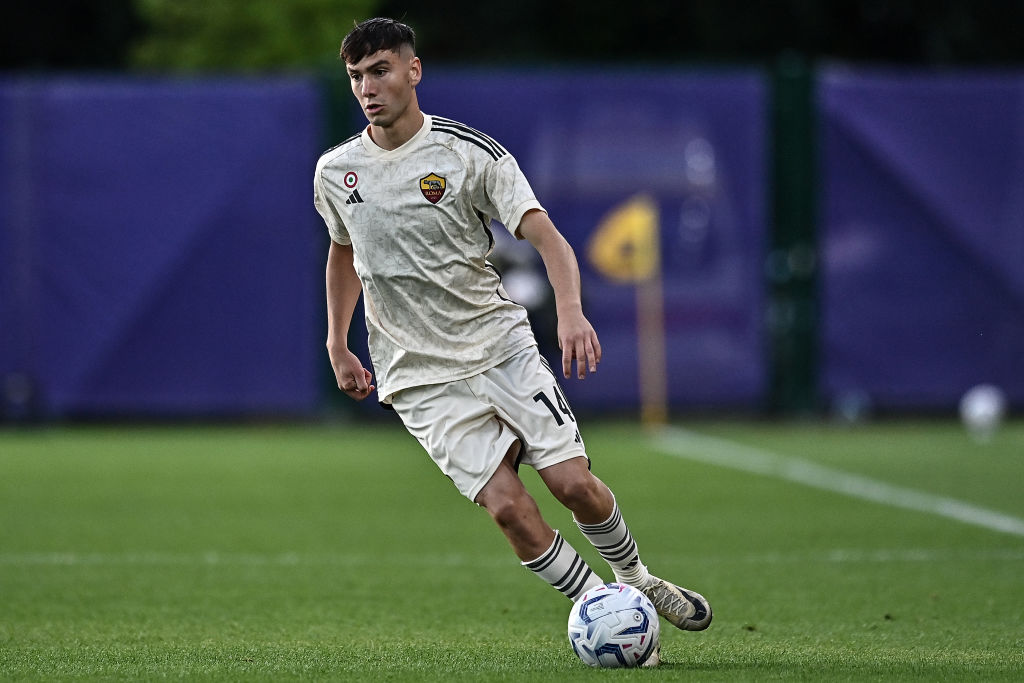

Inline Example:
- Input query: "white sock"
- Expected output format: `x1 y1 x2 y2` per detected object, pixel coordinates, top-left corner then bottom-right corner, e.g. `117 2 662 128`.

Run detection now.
522 531 604 601
576 500 651 587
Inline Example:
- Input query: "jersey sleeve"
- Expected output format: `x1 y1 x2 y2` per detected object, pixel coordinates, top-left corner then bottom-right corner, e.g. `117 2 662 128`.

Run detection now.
313 167 350 245
482 154 545 239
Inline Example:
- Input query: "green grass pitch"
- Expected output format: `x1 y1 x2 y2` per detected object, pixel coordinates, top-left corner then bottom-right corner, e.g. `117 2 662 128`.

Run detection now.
1 418 1023 680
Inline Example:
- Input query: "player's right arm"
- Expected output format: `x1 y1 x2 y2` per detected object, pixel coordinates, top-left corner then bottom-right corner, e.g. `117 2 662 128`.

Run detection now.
326 240 375 400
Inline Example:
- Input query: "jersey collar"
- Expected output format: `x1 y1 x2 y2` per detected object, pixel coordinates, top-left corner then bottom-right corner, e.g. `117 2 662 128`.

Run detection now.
360 114 432 158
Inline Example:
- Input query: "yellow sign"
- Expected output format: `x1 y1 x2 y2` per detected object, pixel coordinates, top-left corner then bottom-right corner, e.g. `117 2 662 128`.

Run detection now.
586 194 660 283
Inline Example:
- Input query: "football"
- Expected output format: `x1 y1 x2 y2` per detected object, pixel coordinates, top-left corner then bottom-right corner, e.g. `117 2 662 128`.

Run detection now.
959 384 1007 442
567 582 660 667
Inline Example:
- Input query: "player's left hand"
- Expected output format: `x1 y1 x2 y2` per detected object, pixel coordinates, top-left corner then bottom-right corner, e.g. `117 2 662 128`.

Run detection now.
558 313 602 379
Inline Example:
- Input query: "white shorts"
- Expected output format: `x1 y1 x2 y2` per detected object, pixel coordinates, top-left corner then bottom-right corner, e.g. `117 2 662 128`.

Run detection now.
391 346 588 502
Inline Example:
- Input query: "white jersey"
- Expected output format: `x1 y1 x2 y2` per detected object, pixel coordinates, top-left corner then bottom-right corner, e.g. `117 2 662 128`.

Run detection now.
313 114 541 402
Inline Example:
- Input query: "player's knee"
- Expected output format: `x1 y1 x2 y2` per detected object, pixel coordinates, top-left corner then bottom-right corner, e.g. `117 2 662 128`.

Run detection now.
483 490 536 532
550 473 603 513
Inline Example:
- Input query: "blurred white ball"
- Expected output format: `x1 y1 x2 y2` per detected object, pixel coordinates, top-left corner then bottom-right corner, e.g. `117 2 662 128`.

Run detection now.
959 384 1006 442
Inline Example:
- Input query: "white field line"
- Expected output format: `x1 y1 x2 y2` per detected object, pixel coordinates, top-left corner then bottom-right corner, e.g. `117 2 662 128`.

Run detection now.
0 551 508 568
650 426 1024 538
2 548 1023 567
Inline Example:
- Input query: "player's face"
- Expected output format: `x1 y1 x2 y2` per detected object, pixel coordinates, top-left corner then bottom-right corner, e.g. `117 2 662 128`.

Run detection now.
346 48 421 129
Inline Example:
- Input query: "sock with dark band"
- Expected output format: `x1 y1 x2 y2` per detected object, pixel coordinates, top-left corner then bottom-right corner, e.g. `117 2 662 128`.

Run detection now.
522 531 604 601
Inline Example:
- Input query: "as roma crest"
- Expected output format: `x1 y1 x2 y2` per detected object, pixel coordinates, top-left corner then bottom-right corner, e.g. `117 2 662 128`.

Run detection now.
419 173 446 204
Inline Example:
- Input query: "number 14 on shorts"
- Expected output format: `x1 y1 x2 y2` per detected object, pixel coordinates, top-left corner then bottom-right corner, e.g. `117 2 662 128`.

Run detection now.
534 386 582 443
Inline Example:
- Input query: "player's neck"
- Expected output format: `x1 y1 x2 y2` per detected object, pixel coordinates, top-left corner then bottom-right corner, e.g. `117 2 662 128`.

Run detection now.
368 108 425 151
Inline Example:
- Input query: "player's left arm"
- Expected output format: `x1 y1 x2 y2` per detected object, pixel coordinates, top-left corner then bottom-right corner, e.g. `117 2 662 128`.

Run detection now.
517 209 601 379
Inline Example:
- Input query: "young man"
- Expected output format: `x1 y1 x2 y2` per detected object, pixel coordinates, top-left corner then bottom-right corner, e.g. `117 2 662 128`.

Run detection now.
314 17 712 650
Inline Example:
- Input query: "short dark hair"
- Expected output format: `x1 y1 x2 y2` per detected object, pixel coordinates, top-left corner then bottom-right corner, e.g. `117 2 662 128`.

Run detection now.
340 18 416 64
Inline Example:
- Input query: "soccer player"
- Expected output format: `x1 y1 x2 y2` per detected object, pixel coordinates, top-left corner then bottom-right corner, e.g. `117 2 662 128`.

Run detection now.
315 17 712 647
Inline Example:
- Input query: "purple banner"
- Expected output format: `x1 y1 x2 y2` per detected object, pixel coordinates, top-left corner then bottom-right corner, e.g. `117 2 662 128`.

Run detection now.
819 68 1024 409
1 77 323 417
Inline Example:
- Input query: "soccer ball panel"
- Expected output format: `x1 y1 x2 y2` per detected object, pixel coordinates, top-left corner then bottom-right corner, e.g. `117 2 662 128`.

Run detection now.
567 582 660 668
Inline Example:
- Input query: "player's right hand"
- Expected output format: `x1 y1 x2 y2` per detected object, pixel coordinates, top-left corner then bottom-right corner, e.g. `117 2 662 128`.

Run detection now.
330 348 376 401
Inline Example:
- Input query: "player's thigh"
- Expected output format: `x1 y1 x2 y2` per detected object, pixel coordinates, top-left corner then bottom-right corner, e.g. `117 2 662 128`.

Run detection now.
391 380 519 501
480 348 587 470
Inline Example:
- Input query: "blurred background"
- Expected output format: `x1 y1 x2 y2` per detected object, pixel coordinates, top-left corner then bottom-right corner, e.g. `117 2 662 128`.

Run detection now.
2 0 1022 424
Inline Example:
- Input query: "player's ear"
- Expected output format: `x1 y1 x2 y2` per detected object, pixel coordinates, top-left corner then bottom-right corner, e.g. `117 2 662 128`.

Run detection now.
408 56 422 87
